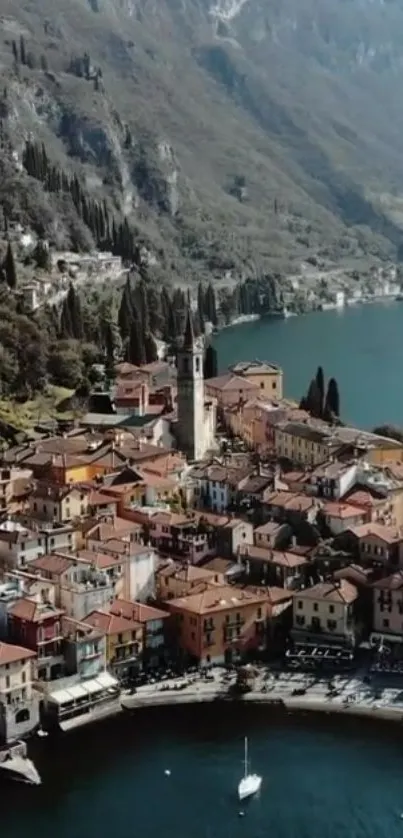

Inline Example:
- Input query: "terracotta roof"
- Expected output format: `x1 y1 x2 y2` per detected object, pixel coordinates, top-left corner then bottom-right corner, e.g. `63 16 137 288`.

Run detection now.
373 571 403 591
206 373 258 392
109 598 169 622
168 584 268 615
0 641 36 665
295 579 358 605
84 609 142 634
9 598 64 622
88 490 118 507
343 488 383 508
76 550 122 570
29 554 74 576
230 361 281 376
322 502 367 519
241 545 307 567
254 520 285 536
347 523 401 544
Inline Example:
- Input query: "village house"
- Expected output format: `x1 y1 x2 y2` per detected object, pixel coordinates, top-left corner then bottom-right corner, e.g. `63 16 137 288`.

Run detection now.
371 572 403 650
240 544 307 589
274 422 340 467
321 501 369 535
0 520 46 567
291 580 359 649
229 361 283 400
344 523 401 568
309 461 358 500
0 641 39 741
61 616 107 681
8 598 65 682
109 599 170 669
84 609 143 684
253 520 292 550
262 491 318 527
83 517 156 601
190 462 251 514
166 585 269 666
0 466 32 516
156 561 225 601
28 482 89 524
204 374 259 410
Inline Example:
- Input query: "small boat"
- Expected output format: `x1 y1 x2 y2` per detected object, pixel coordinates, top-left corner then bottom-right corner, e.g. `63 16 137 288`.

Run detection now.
238 737 262 800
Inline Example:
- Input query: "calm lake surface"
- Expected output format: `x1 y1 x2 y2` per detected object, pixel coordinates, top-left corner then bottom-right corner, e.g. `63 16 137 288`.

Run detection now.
214 301 403 429
4 705 403 838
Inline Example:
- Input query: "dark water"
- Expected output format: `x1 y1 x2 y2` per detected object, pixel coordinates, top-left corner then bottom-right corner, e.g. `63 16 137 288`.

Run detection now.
4 705 403 838
214 302 403 429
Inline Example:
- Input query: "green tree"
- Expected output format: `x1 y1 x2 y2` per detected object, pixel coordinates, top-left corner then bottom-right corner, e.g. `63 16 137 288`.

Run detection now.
33 239 51 271
48 340 84 388
315 365 325 417
144 332 158 363
118 279 133 343
205 283 218 326
203 344 218 379
127 319 146 366
4 242 17 289
324 377 340 419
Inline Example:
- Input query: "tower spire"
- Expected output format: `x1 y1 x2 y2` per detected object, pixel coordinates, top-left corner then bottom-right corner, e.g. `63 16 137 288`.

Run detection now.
183 306 195 350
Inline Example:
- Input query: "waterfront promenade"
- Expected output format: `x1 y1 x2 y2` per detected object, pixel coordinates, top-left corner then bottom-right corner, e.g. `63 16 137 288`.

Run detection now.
121 666 403 723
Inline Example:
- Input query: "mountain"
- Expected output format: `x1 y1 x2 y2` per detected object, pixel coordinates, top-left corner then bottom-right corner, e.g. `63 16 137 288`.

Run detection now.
2 0 403 281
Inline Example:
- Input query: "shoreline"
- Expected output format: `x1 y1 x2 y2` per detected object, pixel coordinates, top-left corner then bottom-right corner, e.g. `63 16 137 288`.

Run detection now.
121 688 403 726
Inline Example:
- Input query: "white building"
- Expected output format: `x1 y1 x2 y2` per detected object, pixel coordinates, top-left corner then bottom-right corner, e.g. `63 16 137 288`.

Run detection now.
176 309 217 462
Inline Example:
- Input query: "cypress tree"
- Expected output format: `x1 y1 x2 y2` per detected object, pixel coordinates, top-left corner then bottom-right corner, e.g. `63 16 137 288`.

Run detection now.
12 41 18 62
66 283 84 340
197 282 205 333
128 319 146 366
144 332 158 363
118 280 133 342
137 280 150 334
324 378 340 420
19 36 26 66
305 378 322 418
315 365 325 417
203 344 218 380
4 241 17 289
205 283 218 326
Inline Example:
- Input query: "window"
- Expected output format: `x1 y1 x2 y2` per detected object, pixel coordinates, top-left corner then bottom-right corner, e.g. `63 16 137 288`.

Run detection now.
329 605 334 614
191 632 195 640
33 502 37 512
22 671 26 683
5 676 10 688
257 607 262 619
260 382 264 390
383 618 389 628
327 620 337 631
183 357 189 374
297 601 303 610
195 357 200 373
272 381 276 390
296 615 305 626
313 602 318 612
118 633 123 644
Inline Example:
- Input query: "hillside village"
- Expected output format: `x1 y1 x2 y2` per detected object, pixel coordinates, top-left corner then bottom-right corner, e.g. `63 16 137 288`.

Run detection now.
0 309 403 740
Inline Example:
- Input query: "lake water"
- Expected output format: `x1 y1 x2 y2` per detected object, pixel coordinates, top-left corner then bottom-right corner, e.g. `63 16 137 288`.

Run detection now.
3 705 403 838
213 302 403 429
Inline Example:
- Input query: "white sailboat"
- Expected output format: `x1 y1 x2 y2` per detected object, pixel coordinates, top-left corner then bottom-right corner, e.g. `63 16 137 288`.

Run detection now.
238 737 262 800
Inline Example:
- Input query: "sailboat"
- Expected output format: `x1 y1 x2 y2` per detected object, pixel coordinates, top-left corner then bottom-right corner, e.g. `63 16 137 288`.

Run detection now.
238 737 262 800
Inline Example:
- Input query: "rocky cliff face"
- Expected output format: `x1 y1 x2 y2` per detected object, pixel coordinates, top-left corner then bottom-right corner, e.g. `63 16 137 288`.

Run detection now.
1 0 403 278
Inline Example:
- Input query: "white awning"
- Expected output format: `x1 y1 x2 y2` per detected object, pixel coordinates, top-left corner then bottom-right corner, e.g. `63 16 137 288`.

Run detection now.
96 671 119 689
49 689 75 706
84 679 104 695
67 684 88 699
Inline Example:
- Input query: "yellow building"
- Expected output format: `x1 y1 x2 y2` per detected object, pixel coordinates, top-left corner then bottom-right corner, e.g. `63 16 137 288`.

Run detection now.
274 421 337 466
230 361 283 400
292 580 358 642
29 482 89 523
84 609 143 683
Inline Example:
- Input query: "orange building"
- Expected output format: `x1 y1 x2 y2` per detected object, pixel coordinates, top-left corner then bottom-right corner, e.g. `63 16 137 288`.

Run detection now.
166 585 269 665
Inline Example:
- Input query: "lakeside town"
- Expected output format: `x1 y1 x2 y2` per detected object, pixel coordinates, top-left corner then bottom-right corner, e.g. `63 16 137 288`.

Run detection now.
2 309 403 781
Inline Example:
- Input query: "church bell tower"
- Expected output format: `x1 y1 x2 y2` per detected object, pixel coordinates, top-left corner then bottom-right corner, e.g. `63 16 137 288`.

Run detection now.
176 308 205 462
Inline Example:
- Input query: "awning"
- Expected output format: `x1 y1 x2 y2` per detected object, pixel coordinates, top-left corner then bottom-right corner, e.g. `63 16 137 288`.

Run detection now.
96 672 119 689
49 689 74 705
68 684 88 699
84 679 104 695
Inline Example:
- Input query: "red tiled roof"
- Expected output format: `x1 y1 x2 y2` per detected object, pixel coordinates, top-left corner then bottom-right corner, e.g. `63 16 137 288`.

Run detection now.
84 609 142 634
29 554 74 576
109 598 169 622
0 641 36 665
9 598 64 622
